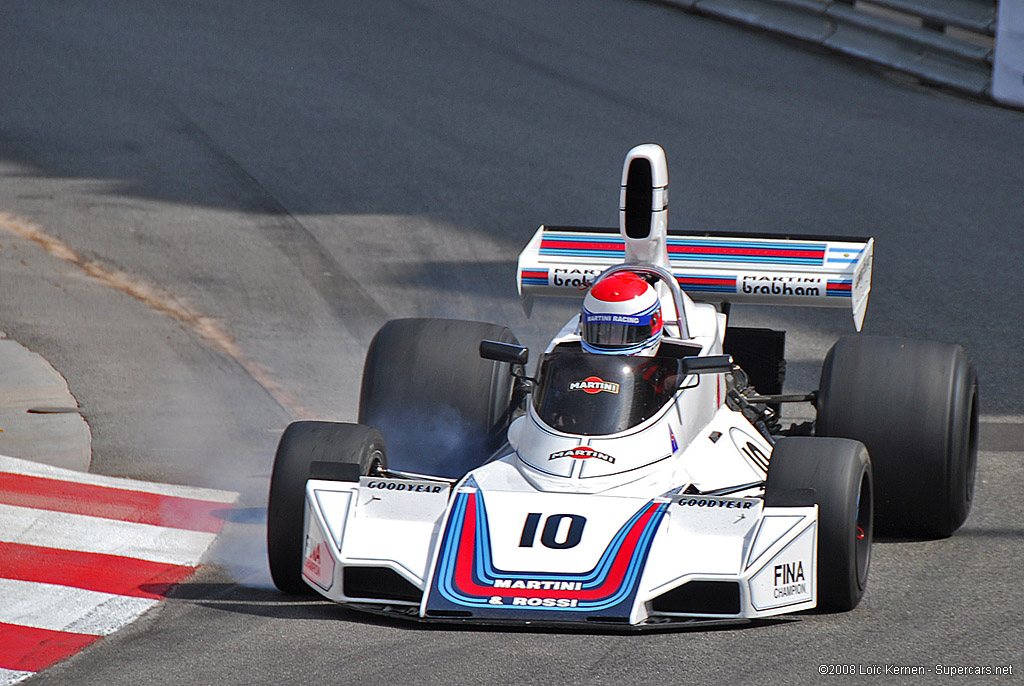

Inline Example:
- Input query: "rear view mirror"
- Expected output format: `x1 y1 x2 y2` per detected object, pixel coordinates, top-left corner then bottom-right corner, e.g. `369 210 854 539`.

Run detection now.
480 340 529 366
680 354 733 375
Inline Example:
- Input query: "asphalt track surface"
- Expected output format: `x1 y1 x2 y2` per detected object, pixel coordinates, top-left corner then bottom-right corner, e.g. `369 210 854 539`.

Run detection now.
1 0 1022 683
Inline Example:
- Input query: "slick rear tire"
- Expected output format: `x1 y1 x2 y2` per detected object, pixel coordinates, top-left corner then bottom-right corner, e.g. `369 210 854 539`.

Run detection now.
359 318 521 479
765 437 872 612
267 421 386 595
816 336 978 538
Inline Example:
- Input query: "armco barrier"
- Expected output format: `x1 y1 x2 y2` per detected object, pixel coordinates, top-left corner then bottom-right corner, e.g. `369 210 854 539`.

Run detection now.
656 0 1024 107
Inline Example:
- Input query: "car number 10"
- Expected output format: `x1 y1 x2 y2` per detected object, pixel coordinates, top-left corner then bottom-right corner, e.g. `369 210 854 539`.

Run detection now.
519 513 587 549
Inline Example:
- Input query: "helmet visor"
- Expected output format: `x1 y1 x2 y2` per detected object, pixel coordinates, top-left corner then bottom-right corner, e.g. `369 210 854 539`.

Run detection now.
582 309 660 350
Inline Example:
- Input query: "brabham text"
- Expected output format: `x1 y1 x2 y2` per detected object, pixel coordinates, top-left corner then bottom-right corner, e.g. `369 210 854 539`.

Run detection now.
741 276 821 297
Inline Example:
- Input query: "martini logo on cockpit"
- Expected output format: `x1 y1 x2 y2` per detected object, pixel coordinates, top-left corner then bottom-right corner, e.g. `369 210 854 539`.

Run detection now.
569 376 620 394
549 447 616 464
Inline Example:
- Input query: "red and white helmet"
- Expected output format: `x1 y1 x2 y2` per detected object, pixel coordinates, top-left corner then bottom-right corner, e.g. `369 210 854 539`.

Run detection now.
581 272 663 355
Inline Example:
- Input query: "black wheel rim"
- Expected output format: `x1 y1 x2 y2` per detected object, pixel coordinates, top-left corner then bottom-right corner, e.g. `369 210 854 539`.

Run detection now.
368 449 386 476
854 467 872 588
965 386 979 504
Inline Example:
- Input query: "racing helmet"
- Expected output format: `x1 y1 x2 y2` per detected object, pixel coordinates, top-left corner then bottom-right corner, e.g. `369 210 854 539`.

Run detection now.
581 271 663 355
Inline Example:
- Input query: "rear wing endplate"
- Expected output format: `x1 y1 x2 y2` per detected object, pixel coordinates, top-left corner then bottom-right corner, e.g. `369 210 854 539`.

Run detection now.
517 226 873 330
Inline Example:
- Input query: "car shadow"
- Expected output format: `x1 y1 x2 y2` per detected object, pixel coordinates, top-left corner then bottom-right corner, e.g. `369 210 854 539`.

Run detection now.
156 581 794 634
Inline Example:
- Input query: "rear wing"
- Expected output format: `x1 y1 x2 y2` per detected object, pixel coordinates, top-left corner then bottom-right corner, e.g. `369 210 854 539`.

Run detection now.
517 225 873 330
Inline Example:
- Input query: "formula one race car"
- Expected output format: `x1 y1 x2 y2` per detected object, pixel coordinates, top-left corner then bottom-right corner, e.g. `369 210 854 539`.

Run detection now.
267 144 978 628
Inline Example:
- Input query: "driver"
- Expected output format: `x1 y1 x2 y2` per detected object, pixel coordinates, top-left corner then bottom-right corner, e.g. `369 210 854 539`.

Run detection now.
580 271 663 357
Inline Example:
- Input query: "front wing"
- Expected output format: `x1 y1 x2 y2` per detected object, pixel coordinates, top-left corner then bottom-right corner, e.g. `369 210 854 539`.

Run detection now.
301 475 817 627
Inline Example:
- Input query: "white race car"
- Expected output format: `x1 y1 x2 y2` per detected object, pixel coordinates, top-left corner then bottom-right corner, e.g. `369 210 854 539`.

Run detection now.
267 144 978 628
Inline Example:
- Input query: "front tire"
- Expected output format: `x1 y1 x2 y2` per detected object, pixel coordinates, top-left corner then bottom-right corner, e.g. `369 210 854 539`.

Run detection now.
765 437 873 612
358 318 521 479
266 421 386 594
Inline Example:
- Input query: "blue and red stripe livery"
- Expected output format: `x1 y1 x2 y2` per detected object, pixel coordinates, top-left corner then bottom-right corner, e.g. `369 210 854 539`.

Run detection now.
675 274 737 294
667 239 825 266
827 280 852 297
425 489 668 620
520 269 549 286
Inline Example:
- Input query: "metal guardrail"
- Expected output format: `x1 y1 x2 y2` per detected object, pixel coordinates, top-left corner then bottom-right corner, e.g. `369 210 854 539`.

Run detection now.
656 0 1000 99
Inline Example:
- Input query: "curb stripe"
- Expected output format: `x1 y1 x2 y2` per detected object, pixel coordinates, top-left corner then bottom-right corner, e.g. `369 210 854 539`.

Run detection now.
0 503 217 566
0 579 158 635
0 472 227 533
0 542 194 599
0 623 99 673
0 455 235 502
0 669 34 686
